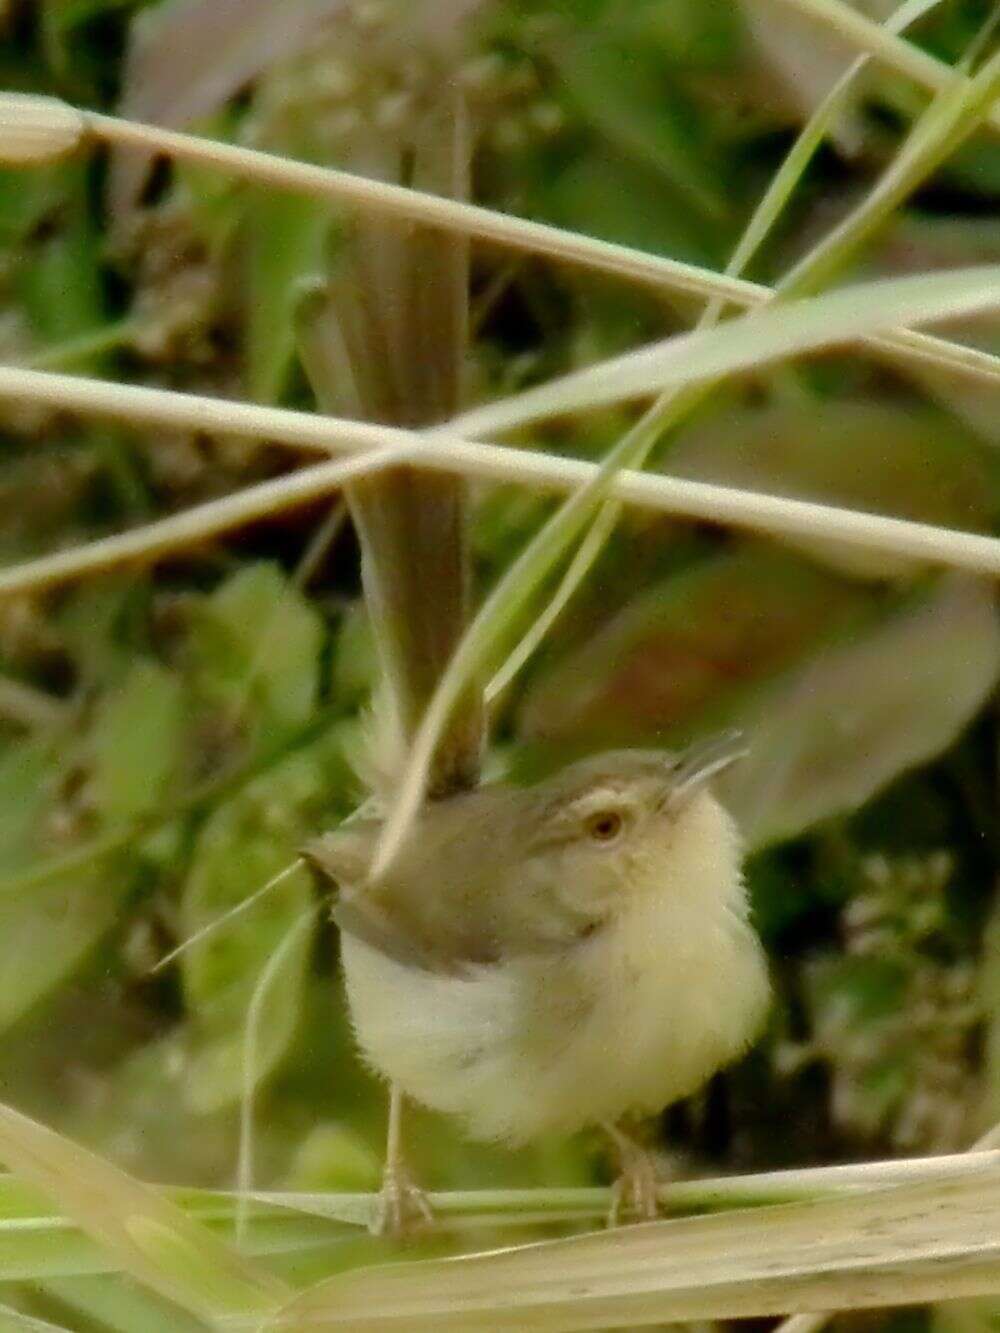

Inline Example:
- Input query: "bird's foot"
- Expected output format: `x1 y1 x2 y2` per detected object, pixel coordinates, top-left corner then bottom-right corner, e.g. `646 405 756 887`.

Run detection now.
372 1158 434 1239
603 1122 664 1226
609 1151 660 1226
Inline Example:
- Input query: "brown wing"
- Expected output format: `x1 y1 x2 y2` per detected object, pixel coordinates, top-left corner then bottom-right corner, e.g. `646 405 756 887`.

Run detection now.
304 774 616 972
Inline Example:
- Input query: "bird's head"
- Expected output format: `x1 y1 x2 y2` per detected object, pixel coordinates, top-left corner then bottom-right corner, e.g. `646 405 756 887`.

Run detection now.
519 733 748 918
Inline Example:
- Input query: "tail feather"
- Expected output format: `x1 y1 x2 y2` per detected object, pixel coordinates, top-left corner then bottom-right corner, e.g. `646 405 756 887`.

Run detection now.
296 92 483 799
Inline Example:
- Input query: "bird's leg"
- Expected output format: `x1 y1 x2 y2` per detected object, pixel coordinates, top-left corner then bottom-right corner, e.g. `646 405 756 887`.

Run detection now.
602 1121 663 1226
372 1084 434 1239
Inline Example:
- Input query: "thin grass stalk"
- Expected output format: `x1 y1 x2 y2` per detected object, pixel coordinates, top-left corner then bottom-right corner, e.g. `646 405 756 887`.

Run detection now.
9 279 1000 601
2 1147 1000 1269
236 906 319 1244
1 422 999 588
706 0 948 323
1 93 998 388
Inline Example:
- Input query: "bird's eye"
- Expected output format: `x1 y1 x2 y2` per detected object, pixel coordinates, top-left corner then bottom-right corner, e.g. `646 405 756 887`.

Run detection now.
585 810 624 843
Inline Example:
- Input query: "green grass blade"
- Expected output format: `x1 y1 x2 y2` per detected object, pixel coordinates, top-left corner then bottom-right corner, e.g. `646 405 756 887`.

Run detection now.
710 0 947 319
0 1102 287 1325
492 0 948 701
378 1 1000 867
781 45 1000 296
453 264 1000 434
39 1277 208 1333
374 262 1000 872
0 1305 75 1333
765 0 1000 134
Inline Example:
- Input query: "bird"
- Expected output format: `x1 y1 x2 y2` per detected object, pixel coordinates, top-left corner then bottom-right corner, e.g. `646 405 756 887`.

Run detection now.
304 733 770 1229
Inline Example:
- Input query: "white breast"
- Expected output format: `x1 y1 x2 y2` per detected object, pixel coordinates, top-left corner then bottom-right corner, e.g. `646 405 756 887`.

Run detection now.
340 820 770 1144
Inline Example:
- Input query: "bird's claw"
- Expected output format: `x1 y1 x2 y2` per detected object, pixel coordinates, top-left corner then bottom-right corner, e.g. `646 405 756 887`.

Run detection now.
602 1122 666 1226
608 1149 661 1226
372 1160 434 1239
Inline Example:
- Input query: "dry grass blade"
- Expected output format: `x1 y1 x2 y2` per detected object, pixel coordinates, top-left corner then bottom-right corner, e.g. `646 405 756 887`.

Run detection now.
81 99 757 301
270 1165 1000 1331
244 1147 1000 1227
3 273 998 458
0 447 403 595
755 1129 1000 1333
8 238 1000 606
2 1150 1000 1273
0 94 991 388
0 1101 287 1325
6 394 1000 600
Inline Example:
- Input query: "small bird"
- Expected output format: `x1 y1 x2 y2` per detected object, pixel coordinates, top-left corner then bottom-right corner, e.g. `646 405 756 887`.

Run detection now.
305 734 770 1225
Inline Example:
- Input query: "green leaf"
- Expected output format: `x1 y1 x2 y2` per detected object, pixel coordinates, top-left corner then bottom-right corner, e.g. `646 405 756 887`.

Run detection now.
805 953 910 1031
0 739 59 874
627 0 739 67
56 578 148 689
941 136 1000 199
536 148 718 269
244 188 331 403
516 545 873 746
286 1124 382 1194
0 162 71 246
90 658 185 823
188 562 324 749
173 148 242 258
0 732 133 1032
15 162 104 353
933 1298 998 1333
40 1275 208 1333
0 860 120 1033
39 0 142 92
332 604 378 710
179 760 318 1112
553 32 728 222
716 575 1000 847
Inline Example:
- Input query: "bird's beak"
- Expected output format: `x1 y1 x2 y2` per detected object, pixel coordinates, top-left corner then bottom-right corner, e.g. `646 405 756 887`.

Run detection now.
667 730 747 810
